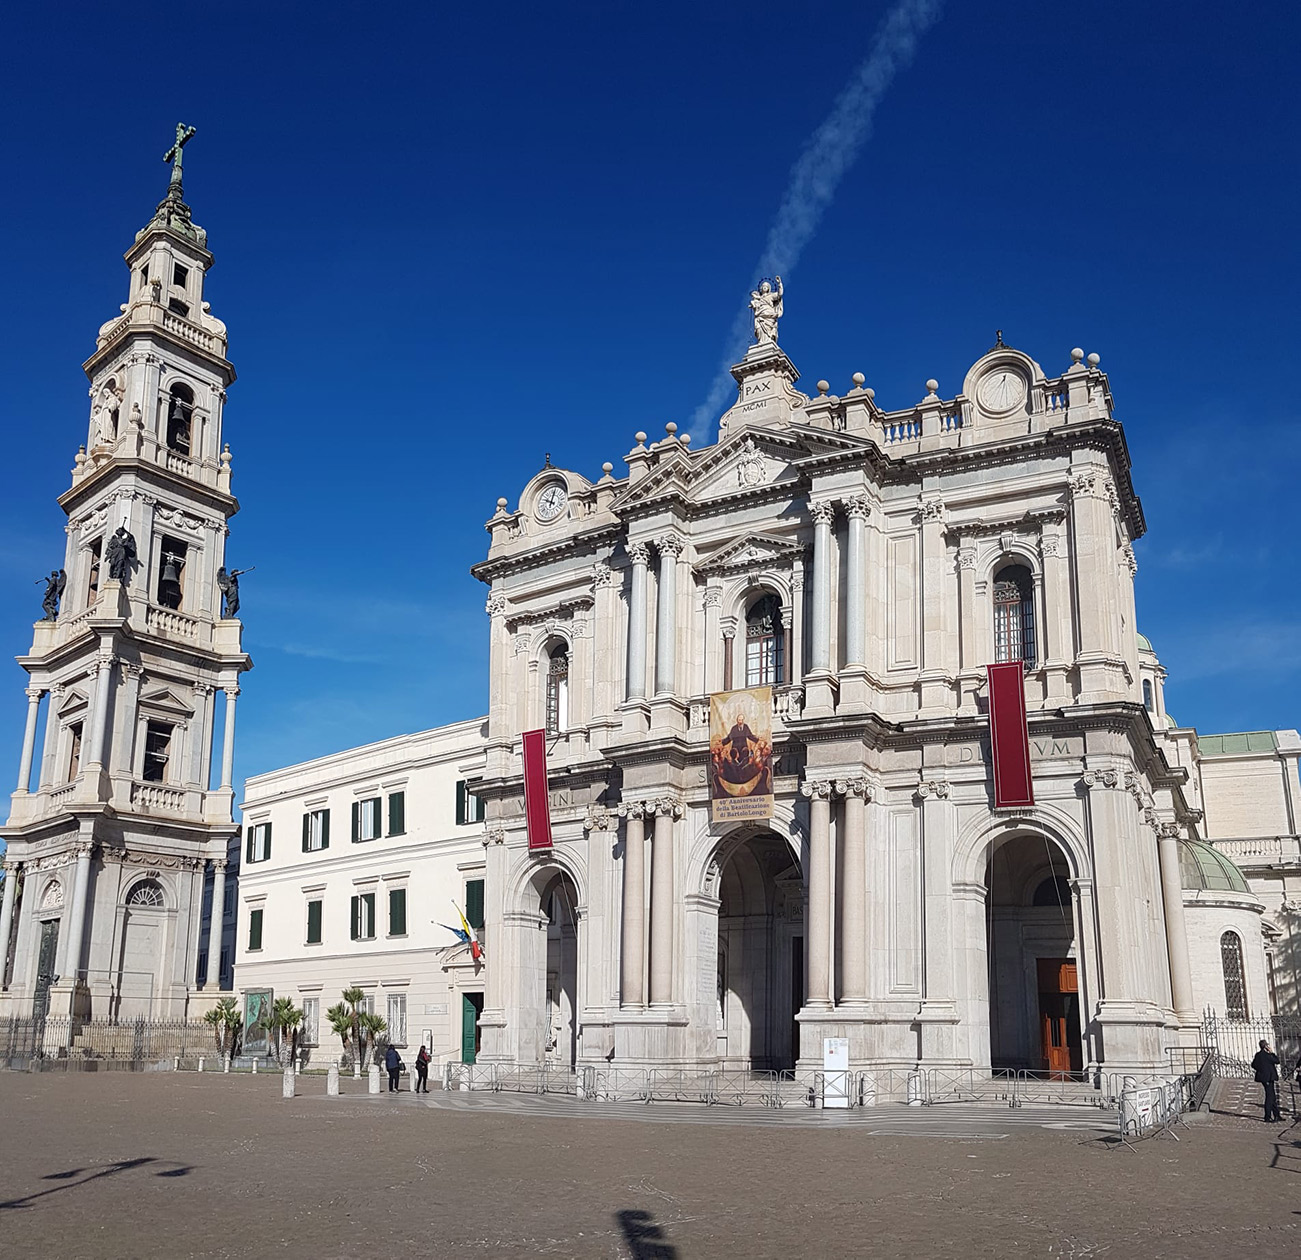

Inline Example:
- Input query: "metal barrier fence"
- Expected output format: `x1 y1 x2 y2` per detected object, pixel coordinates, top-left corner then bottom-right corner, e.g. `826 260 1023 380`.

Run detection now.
0 1016 216 1065
1116 1078 1185 1144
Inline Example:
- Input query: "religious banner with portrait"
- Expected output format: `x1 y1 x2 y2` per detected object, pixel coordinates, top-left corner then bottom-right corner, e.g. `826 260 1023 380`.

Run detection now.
242 988 273 1058
709 686 774 823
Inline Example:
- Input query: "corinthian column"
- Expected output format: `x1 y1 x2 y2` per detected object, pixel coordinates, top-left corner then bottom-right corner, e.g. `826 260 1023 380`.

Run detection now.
648 796 683 1005
0 863 19 988
617 801 647 1008
219 687 239 790
85 651 116 771
800 778 835 1008
15 688 43 792
654 537 682 697
844 497 869 668
626 542 649 701
62 844 94 987
1156 823 1196 1021
205 859 227 990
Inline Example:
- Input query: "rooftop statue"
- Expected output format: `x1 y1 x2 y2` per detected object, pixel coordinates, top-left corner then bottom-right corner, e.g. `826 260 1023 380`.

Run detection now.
217 566 253 619
38 570 66 622
749 276 784 345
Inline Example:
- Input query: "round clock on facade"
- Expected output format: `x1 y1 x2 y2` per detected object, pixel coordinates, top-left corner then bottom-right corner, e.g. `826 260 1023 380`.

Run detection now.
535 483 568 522
978 369 1027 413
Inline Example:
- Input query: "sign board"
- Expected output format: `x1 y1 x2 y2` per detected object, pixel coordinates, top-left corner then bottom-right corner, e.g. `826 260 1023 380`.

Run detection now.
823 1036 850 1109
709 687 774 823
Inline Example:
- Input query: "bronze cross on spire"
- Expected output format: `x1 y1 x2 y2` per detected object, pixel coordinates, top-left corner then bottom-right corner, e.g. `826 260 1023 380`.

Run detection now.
162 123 197 187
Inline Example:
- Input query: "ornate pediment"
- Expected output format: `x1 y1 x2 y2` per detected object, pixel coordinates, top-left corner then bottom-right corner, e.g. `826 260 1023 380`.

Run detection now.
694 532 806 577
138 685 194 718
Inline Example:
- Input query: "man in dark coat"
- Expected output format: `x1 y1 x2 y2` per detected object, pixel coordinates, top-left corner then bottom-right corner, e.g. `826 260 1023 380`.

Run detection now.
384 1043 403 1093
1251 1039 1281 1122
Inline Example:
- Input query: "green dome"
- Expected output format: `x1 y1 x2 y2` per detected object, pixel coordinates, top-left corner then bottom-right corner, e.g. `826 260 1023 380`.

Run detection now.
1178 839 1250 894
1137 632 1154 652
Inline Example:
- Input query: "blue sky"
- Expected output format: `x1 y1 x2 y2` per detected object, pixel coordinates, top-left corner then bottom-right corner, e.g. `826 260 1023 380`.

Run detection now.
0 0 1297 804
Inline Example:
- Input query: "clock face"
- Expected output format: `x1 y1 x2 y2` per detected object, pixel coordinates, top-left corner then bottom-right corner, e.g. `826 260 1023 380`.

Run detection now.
978 369 1027 414
535 483 568 522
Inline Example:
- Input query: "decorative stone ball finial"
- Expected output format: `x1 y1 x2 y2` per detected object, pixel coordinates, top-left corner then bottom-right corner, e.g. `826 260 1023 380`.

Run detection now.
851 372 865 388
925 379 939 397
496 497 508 512
680 434 691 447
634 431 647 446
1070 348 1085 364
816 380 830 396
664 422 678 440
864 388 875 401
1087 352 1100 367
601 461 614 476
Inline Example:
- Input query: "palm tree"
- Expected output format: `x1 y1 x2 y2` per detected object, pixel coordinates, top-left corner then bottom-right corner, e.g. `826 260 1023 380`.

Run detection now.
359 1012 388 1071
203 996 241 1063
267 997 304 1068
325 1001 353 1070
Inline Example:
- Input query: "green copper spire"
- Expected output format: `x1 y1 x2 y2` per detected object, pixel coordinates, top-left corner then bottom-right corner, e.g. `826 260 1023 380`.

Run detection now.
136 122 207 248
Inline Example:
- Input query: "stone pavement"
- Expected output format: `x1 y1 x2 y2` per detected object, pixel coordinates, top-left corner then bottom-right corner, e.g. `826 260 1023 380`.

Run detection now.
1 1072 1299 1259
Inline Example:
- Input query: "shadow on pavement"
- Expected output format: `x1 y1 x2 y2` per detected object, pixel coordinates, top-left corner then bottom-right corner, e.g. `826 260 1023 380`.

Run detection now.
0 1157 193 1210
616 1208 678 1259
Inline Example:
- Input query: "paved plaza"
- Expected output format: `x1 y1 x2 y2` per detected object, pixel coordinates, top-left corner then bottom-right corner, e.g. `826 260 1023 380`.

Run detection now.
0 1073 1298 1259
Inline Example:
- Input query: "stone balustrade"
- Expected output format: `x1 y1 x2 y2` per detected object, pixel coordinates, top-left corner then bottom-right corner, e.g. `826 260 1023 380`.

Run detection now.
145 605 200 640
130 781 188 814
1210 835 1301 868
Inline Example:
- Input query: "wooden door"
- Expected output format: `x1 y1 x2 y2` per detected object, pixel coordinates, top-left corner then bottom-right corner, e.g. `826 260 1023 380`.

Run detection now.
33 920 59 1022
1037 958 1081 1076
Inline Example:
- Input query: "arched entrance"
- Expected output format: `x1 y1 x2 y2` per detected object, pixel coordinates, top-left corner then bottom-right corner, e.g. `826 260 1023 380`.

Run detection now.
513 865 581 1068
985 833 1081 1076
714 832 803 1071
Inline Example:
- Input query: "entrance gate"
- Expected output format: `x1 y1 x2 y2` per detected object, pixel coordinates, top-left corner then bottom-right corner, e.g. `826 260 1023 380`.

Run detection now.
32 920 59 1022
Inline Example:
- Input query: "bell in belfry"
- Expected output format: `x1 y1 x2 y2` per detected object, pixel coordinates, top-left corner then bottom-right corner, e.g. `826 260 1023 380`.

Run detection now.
161 553 182 585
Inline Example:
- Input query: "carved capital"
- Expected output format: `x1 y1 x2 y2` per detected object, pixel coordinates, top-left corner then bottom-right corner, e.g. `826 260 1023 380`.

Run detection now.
919 497 946 524
657 535 685 560
590 562 614 590
1041 534 1062 559
1120 543 1138 576
808 501 835 527
652 795 685 818
843 494 871 522
482 825 506 848
835 776 874 801
1081 768 1119 790
211 858 228 874
956 547 977 572
583 804 616 832
225 686 241 701
1157 821 1181 840
24 687 43 702
485 593 508 618
628 541 651 566
617 799 648 821
702 588 722 609
915 779 950 800
800 777 835 801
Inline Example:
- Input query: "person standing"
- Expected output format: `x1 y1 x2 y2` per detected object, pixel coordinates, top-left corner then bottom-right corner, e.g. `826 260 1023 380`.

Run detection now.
384 1043 403 1093
1251 1039 1281 1122
415 1044 431 1093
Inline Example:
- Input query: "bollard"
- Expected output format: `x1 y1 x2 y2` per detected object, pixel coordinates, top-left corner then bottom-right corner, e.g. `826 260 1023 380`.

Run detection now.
223 1054 231 1074
251 1058 259 1074
282 1067 296 1099
368 1064 381 1095
198 1056 206 1073
174 1056 181 1071
327 1063 340 1097
410 1067 419 1093
906 1070 923 1107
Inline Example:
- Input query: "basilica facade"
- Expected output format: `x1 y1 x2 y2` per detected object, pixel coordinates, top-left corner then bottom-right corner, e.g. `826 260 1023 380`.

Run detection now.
467 313 1271 1079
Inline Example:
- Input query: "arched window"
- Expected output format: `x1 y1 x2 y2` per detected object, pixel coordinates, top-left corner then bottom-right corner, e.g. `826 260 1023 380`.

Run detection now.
993 564 1036 667
744 594 785 686
1142 679 1153 712
545 643 569 735
1220 930 1248 1019
126 880 165 908
167 383 193 456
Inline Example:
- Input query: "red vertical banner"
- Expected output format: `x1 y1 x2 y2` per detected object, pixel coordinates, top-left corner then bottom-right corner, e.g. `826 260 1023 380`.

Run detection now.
986 662 1035 809
521 729 553 851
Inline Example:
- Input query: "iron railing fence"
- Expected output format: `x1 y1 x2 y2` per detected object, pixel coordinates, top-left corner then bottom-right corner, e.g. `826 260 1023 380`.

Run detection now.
1201 1011 1301 1080
0 1016 217 1064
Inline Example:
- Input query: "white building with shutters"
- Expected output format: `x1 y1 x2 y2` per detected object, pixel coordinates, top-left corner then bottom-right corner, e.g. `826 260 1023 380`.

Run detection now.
232 719 489 1066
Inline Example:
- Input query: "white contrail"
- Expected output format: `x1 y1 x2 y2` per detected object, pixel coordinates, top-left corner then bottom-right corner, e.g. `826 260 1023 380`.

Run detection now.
689 0 944 439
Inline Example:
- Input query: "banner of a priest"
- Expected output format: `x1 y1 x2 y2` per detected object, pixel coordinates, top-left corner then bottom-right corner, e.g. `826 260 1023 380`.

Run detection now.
709 686 774 823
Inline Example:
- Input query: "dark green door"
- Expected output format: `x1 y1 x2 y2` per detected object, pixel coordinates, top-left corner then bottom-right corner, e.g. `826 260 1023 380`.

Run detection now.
33 920 59 1022
461 992 484 1064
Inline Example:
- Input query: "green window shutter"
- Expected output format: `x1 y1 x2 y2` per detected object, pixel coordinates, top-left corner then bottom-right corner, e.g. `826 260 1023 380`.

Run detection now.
350 895 360 941
389 888 407 936
351 801 360 843
388 791 405 836
265 822 271 860
455 781 467 826
363 892 375 937
306 900 322 945
302 813 310 852
245 828 253 863
466 878 485 931
248 908 263 951
320 809 330 849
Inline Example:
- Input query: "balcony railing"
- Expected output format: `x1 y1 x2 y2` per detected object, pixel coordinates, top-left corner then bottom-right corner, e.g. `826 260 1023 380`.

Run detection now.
145 605 200 640
130 781 188 814
1209 836 1301 867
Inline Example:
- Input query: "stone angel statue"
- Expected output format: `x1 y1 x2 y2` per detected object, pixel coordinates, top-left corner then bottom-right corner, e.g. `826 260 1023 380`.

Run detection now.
217 565 254 619
749 276 783 345
38 569 66 621
105 526 138 584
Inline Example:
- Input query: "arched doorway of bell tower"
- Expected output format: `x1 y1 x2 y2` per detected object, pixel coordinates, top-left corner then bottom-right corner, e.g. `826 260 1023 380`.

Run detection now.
514 865 581 1069
714 832 804 1071
985 833 1081 1076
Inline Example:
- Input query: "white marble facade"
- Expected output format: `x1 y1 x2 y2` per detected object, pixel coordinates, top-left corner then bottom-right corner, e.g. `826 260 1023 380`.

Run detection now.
467 322 1285 1078
0 153 249 1020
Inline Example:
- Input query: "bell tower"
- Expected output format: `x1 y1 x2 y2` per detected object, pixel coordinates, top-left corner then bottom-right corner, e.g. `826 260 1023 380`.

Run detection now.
0 126 251 1021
